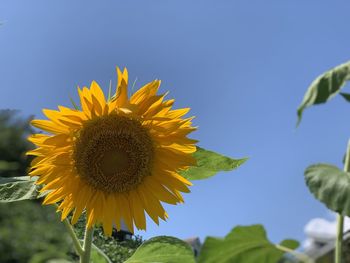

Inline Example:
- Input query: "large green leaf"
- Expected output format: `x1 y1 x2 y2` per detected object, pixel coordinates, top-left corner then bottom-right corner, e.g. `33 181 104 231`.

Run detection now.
124 236 196 263
198 225 299 263
0 176 39 202
180 147 247 180
305 163 350 215
297 60 350 125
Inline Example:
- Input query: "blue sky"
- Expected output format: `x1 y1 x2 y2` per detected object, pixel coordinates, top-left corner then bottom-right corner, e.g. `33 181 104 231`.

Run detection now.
1 0 350 246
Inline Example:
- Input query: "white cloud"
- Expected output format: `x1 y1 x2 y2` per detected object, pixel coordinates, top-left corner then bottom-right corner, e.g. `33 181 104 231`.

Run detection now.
303 214 350 251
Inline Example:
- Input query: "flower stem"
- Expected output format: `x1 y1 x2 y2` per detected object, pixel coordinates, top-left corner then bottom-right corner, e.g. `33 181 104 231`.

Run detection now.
63 218 84 256
276 244 313 263
335 139 350 263
80 226 94 263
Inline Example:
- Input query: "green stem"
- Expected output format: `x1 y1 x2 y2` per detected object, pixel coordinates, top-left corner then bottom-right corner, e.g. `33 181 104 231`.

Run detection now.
80 226 94 263
63 218 84 256
276 244 313 263
335 214 344 263
335 139 350 263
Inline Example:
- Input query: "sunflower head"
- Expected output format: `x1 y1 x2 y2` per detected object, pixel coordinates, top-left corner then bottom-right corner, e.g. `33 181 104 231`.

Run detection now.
27 67 197 235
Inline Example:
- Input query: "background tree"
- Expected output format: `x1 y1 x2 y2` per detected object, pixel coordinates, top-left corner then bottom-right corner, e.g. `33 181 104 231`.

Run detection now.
0 109 33 178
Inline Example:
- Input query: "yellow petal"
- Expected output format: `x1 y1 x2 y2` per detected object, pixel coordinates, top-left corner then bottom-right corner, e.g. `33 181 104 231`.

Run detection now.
118 193 134 233
130 80 160 105
115 67 129 107
90 81 106 110
31 120 68 134
102 194 116 236
143 176 180 205
128 190 146 230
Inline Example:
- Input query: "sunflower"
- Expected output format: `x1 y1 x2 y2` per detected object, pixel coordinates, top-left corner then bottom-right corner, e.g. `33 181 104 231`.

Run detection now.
27 67 197 235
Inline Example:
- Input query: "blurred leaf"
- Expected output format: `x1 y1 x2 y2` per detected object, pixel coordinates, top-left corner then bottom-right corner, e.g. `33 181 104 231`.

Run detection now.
279 239 300 250
297 60 350 125
125 236 196 263
91 243 113 263
0 160 19 171
180 147 247 180
0 176 39 202
198 225 297 263
305 163 350 214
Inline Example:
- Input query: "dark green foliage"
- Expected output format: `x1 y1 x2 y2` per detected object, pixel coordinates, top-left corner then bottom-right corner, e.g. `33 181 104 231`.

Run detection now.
0 110 33 178
0 201 72 263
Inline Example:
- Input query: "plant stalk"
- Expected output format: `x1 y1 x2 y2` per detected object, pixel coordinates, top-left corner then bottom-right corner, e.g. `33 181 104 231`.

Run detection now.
276 244 313 263
80 226 94 263
335 139 350 263
63 218 84 256
335 214 344 263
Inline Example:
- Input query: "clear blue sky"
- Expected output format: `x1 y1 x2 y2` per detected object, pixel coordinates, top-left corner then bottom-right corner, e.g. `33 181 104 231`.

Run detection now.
1 0 350 246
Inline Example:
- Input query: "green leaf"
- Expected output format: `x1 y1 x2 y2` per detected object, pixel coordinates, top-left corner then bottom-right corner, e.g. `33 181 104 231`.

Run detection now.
125 236 196 263
0 176 39 202
91 243 113 263
180 147 247 180
297 60 350 125
305 163 350 215
0 160 19 171
198 225 297 263
279 239 299 250
340 92 350 102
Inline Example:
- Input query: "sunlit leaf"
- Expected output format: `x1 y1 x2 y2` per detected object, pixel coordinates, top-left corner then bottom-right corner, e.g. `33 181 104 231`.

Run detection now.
198 225 298 263
305 163 350 215
0 176 39 202
180 147 247 180
125 236 195 263
279 239 299 250
297 60 350 125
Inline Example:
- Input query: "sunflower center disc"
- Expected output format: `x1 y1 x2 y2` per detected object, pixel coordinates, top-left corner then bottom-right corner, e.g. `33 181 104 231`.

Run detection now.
73 115 154 193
